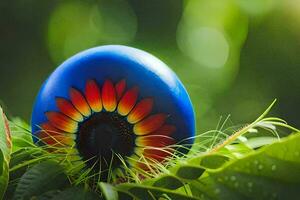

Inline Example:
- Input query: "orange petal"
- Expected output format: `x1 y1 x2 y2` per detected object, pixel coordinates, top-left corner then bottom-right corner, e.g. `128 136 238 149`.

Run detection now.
39 123 74 147
56 98 83 122
148 125 176 136
85 80 102 112
102 79 117 112
133 147 173 168
45 112 78 133
69 88 91 117
135 135 175 147
143 148 173 163
127 98 153 124
115 79 126 99
40 122 62 135
133 114 167 135
117 87 139 116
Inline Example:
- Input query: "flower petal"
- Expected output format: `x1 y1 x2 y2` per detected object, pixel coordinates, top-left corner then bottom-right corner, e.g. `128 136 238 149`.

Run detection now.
39 123 75 146
69 88 91 117
132 147 173 168
133 114 167 135
135 135 175 147
85 80 102 112
117 87 139 116
45 112 78 133
143 148 173 163
127 98 153 124
39 122 61 134
148 125 176 136
102 79 117 112
115 79 126 99
56 98 83 122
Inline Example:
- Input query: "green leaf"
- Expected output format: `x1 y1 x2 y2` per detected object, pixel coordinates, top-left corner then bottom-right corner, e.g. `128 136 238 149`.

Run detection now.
217 142 254 159
152 175 184 190
0 107 12 199
200 154 229 169
191 133 300 200
0 107 12 156
13 161 70 200
5 148 43 199
44 187 100 200
36 190 60 200
9 118 33 152
0 150 3 176
141 165 204 191
9 148 43 180
99 182 132 200
244 136 279 149
176 165 205 180
117 183 198 200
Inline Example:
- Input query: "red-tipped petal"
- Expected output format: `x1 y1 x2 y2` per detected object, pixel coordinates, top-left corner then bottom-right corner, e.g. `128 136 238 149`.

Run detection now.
127 98 153 124
40 122 62 135
69 88 91 117
56 98 83 122
117 87 139 116
135 135 175 147
143 148 173 163
85 80 102 112
133 114 167 135
39 123 74 146
115 79 126 99
148 125 176 136
133 147 173 167
102 79 117 112
45 112 78 133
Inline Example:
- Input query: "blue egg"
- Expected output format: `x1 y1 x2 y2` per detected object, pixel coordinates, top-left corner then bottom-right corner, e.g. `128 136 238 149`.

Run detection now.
31 45 195 169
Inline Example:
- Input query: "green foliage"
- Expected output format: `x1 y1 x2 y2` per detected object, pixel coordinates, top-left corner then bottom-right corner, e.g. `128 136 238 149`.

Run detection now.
100 131 300 200
39 187 100 200
0 107 12 199
0 102 299 200
189 133 300 199
99 182 130 200
117 183 198 200
5 148 43 199
13 161 69 200
9 118 33 153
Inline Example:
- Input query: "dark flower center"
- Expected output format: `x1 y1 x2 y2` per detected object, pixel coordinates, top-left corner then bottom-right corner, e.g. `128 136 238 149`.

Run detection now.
76 112 136 171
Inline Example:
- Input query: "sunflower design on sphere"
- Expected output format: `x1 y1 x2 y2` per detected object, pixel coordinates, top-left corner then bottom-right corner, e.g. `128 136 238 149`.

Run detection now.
31 45 195 174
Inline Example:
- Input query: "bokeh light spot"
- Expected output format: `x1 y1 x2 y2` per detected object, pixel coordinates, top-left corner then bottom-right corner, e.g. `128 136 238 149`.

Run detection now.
47 0 137 64
95 0 137 43
47 2 101 64
237 0 278 16
178 26 229 69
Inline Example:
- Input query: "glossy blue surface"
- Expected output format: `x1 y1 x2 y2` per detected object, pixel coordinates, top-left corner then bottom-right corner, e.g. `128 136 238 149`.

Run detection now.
31 45 195 147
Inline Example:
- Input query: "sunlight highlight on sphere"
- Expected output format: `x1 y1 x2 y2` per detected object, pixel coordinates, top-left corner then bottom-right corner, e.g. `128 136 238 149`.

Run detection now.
47 1 137 64
178 27 229 69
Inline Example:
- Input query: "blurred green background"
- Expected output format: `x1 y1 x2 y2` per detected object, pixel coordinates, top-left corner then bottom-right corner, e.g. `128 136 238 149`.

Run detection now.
0 0 299 132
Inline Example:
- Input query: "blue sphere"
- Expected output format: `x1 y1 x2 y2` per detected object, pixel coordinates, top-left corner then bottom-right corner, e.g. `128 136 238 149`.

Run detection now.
31 45 195 170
